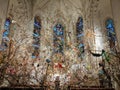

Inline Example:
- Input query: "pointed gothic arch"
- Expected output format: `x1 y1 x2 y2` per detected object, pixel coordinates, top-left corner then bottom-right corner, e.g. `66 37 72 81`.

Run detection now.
1 17 11 49
76 17 84 57
32 16 41 59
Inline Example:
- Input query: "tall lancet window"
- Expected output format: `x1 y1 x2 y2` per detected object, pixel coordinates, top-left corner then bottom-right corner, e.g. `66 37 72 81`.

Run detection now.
106 19 116 52
32 16 41 59
76 17 84 57
53 24 64 54
1 18 11 49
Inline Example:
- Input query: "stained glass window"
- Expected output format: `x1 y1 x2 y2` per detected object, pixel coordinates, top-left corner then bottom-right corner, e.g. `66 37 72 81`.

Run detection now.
106 19 116 52
76 17 84 57
53 24 64 54
1 18 11 49
32 16 41 59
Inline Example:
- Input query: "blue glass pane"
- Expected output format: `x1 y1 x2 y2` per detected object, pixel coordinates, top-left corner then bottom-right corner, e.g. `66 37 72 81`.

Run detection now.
99 69 104 75
78 43 84 48
33 33 40 37
32 44 40 48
77 17 83 31
4 25 10 30
2 36 9 41
3 31 9 37
32 55 36 59
77 33 84 38
4 19 11 26
106 20 114 29
34 23 41 29
34 18 41 29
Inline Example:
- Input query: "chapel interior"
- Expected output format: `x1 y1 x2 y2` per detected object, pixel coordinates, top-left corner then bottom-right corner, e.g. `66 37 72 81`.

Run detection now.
0 0 120 90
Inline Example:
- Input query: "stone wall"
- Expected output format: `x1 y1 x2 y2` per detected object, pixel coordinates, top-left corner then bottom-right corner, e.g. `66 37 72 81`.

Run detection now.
111 0 120 90
0 0 9 43
111 0 120 50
